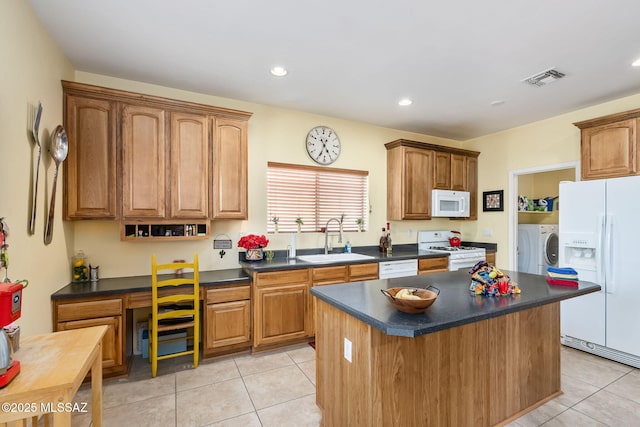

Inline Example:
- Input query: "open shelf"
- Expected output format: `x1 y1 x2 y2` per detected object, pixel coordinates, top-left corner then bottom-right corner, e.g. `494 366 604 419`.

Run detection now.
121 221 209 241
518 210 553 214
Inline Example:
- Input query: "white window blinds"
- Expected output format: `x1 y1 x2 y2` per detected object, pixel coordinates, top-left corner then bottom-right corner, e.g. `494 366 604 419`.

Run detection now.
267 162 369 233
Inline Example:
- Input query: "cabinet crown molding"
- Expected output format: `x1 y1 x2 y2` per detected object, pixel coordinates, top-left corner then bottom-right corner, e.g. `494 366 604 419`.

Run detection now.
385 139 480 158
573 107 640 129
62 80 253 120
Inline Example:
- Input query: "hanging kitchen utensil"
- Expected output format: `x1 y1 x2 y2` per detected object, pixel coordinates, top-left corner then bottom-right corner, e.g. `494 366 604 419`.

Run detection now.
29 102 43 235
44 125 68 245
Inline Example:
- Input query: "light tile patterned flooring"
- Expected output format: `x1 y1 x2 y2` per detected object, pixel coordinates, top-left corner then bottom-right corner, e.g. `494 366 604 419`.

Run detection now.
70 345 640 426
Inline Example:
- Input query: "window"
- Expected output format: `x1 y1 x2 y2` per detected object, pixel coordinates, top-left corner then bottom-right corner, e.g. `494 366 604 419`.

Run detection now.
267 162 369 233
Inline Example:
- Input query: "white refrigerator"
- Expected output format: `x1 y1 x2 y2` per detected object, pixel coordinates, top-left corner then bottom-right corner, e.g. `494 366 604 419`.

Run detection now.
559 176 640 368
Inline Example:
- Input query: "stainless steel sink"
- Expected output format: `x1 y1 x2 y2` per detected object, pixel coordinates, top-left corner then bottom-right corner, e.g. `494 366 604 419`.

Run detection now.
296 253 375 264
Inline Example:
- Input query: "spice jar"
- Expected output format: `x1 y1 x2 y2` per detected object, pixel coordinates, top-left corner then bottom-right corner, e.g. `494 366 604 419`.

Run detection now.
72 251 89 282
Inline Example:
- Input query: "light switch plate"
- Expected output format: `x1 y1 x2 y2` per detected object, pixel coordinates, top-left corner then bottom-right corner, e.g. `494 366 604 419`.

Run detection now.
344 338 352 363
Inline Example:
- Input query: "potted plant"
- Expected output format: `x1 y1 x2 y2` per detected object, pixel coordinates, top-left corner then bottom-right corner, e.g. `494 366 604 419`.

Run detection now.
295 217 304 233
238 234 269 261
356 218 364 232
271 216 280 233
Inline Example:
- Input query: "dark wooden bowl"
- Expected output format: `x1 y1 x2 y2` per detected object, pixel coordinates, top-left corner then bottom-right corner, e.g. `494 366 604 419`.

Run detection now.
383 287 438 314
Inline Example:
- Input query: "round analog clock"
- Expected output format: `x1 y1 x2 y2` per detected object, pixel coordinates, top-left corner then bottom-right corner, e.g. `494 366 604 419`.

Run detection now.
306 126 341 165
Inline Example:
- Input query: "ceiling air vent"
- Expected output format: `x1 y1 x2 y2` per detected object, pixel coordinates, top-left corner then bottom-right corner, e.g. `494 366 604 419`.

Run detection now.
522 68 565 86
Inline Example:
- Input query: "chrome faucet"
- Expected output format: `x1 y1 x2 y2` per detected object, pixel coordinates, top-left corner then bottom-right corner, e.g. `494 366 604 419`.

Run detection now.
324 217 343 254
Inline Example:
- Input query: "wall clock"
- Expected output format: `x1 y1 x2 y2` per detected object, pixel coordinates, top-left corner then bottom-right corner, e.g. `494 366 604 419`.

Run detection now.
306 126 341 165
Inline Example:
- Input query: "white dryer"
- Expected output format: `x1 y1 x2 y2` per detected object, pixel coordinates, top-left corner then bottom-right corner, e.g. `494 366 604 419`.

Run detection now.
517 224 559 274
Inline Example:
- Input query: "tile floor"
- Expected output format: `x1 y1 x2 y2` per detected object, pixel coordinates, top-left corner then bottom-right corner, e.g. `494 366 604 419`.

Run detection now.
69 344 640 426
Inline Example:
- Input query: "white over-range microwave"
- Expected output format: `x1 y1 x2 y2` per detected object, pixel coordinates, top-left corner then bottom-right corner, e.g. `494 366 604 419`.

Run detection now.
431 189 470 217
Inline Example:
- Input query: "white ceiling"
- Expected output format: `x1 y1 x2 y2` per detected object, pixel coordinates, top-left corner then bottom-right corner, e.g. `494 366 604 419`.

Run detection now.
28 0 640 140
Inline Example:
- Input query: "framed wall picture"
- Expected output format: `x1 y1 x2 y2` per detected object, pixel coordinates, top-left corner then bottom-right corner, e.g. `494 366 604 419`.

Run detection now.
483 190 504 212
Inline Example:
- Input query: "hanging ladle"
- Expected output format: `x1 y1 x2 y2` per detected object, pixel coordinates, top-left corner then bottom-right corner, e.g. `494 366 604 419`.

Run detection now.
44 125 68 245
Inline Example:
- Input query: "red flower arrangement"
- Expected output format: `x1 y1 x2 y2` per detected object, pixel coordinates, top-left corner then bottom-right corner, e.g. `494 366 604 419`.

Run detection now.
237 234 269 250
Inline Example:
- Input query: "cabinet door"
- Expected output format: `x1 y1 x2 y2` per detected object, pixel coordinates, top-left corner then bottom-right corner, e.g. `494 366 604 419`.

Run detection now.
418 257 449 274
433 151 451 190
402 148 434 219
212 117 248 219
312 266 348 286
486 252 496 265
170 112 209 218
205 300 251 349
254 283 310 347
450 153 467 191
466 156 478 220
57 316 122 370
64 96 117 219
122 104 166 218
348 263 379 281
581 119 636 180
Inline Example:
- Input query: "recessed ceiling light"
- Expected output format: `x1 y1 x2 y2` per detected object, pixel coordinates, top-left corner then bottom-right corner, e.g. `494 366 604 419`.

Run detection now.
270 66 288 77
398 98 413 106
633 58 640 67
490 100 505 106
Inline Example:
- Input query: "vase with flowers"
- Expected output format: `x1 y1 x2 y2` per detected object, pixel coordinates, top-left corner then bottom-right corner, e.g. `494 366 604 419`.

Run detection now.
238 234 269 261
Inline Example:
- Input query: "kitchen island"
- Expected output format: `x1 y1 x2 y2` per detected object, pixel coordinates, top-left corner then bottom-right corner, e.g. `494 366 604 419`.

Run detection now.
311 270 600 427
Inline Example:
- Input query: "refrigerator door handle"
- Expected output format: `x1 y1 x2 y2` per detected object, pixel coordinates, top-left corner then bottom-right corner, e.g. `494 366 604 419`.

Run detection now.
597 214 606 288
606 215 615 294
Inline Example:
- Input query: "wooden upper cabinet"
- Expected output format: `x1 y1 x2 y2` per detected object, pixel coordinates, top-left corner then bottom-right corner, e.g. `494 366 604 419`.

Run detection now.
450 153 467 191
466 156 478 220
170 112 209 218
212 117 248 219
64 95 117 219
433 151 451 189
387 146 434 220
578 118 637 180
61 81 252 223
121 104 166 219
386 139 479 221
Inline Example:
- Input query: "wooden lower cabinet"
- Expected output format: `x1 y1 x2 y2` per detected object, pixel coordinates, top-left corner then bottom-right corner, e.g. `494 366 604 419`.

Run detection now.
312 266 348 286
486 251 496 265
57 316 122 370
203 284 251 357
205 301 250 350
418 256 449 274
348 263 378 281
53 296 125 377
253 269 312 349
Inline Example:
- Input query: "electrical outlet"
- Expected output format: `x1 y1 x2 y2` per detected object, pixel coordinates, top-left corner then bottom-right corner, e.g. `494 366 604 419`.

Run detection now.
482 228 493 237
408 228 413 237
344 338 352 363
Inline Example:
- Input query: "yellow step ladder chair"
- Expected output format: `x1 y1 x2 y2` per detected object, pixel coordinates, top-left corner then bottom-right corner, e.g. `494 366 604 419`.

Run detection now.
150 253 200 377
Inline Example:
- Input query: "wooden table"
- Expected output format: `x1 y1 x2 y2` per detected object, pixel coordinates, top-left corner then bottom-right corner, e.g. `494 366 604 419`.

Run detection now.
0 325 106 427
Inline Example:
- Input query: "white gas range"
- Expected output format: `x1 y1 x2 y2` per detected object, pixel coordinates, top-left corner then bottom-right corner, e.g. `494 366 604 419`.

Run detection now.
418 230 486 271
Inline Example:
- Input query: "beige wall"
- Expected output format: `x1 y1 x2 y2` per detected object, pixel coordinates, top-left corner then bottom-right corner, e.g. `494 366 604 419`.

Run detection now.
1 1 75 336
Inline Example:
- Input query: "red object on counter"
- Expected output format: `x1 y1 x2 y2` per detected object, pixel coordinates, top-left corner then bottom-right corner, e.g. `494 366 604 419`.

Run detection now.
545 276 579 287
0 282 23 326
449 231 461 247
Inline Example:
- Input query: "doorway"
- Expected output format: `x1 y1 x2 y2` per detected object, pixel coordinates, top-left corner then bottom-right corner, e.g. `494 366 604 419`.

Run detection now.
508 162 580 270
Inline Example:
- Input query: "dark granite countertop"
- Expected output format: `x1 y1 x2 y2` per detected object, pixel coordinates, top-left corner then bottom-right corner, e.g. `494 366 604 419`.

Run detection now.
311 270 600 337
51 268 250 300
240 244 456 272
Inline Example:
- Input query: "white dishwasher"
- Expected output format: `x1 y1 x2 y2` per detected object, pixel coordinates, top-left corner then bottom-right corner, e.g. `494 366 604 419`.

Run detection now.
378 259 418 279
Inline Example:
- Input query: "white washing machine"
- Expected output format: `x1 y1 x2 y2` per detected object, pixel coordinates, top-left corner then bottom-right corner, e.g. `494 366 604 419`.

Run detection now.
517 224 559 274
